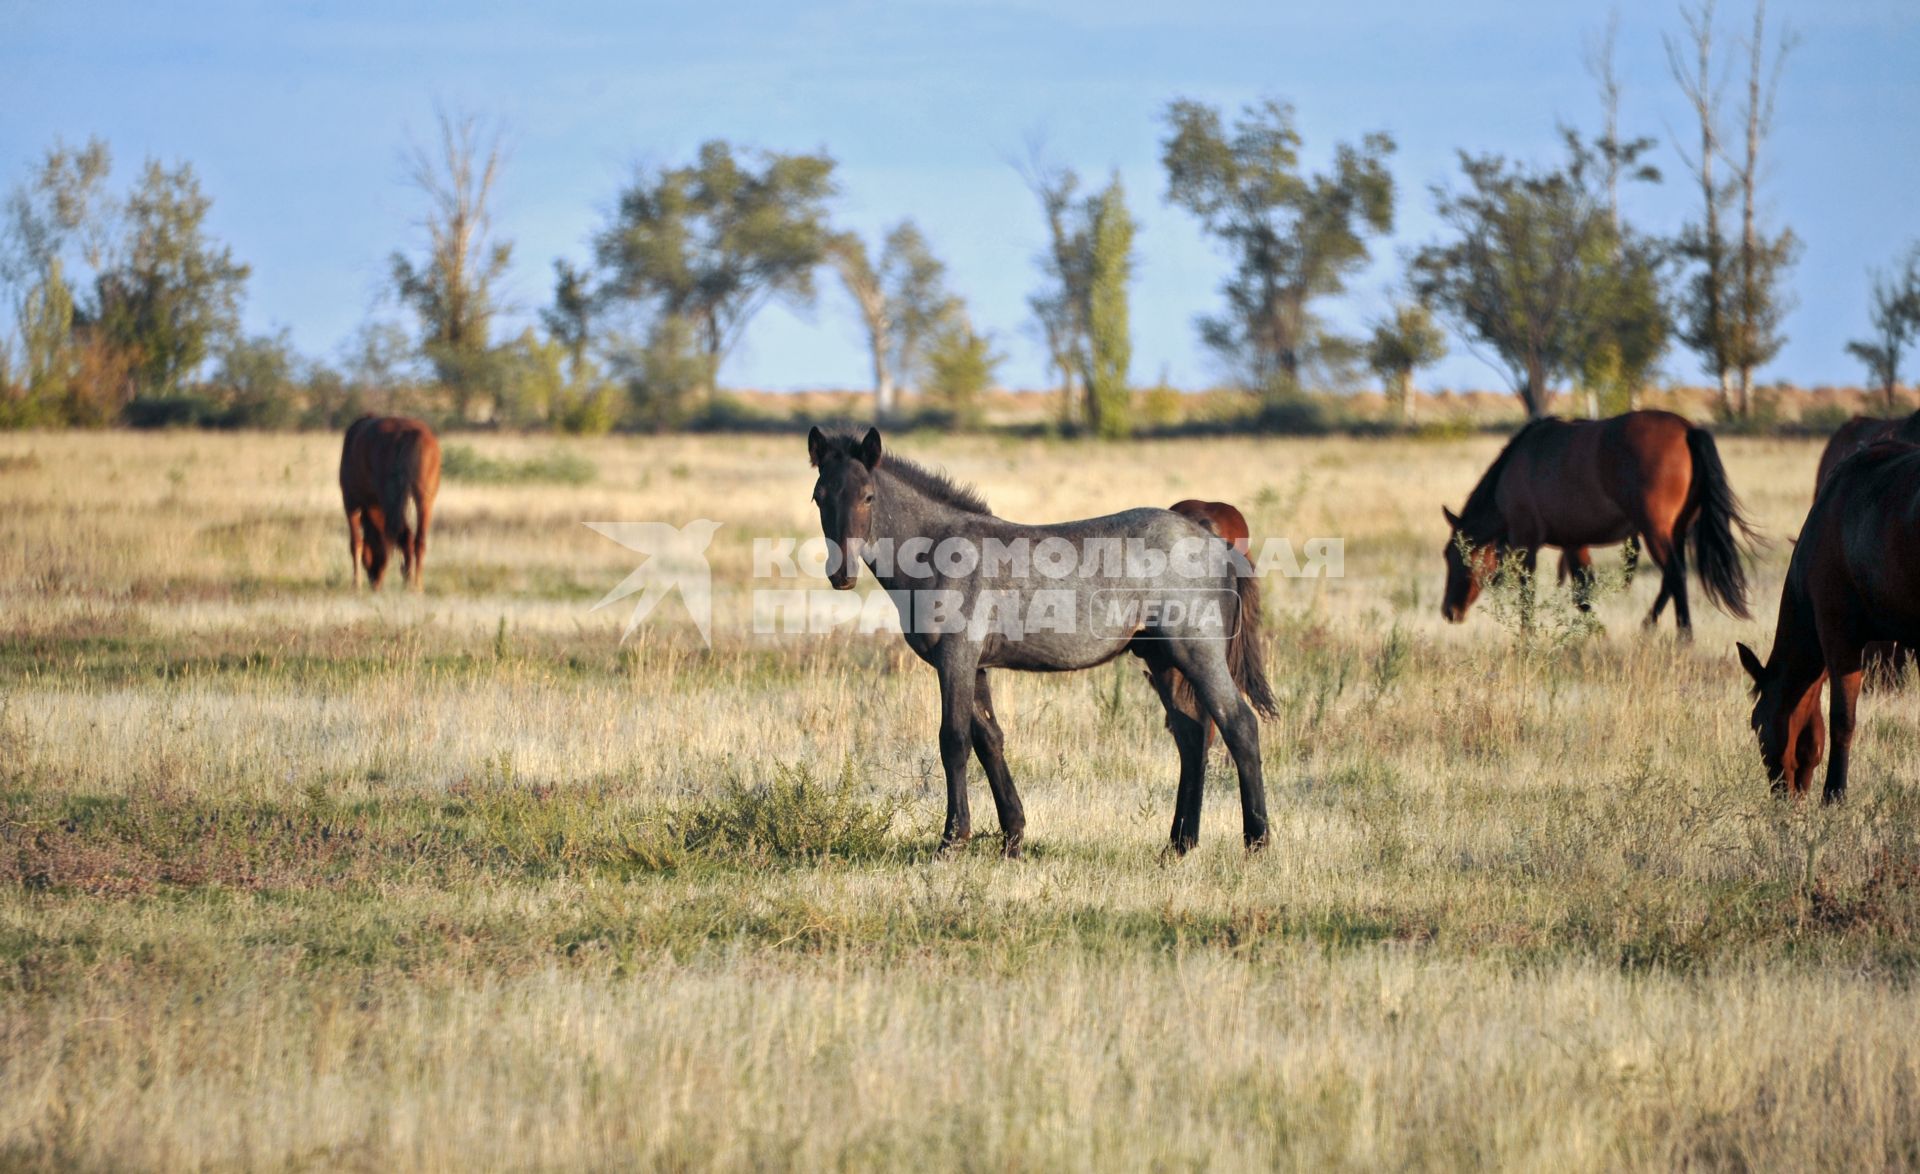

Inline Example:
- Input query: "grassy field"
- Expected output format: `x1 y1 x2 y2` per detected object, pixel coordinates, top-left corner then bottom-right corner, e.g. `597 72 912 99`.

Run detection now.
3 427 1919 1170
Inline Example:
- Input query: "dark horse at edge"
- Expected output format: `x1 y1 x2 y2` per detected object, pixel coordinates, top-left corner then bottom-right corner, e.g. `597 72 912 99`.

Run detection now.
1739 441 1920 800
339 415 441 590
1441 410 1754 636
809 427 1278 858
1811 412 1920 682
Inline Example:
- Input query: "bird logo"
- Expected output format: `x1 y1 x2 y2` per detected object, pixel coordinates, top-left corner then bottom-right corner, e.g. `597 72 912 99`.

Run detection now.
586 520 723 646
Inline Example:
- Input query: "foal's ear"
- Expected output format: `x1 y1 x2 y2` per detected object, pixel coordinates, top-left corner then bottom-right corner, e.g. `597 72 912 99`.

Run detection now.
1441 506 1460 528
807 425 829 468
856 426 882 469
1737 642 1766 683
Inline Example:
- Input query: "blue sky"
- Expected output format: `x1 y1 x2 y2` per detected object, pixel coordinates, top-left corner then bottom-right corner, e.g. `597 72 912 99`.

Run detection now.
2 0 1915 393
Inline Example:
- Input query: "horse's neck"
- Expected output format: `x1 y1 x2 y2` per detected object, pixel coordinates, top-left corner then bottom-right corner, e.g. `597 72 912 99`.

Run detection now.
868 470 970 589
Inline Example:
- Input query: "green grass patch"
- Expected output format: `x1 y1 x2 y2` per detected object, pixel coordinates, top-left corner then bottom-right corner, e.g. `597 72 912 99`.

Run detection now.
440 444 597 485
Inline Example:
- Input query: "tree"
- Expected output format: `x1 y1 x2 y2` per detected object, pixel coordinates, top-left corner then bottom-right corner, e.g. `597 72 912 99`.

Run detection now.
595 141 836 410
1575 229 1671 417
1725 0 1799 413
609 315 707 431
1161 98 1394 400
87 159 250 400
1413 151 1610 419
1581 13 1668 415
541 259 594 381
923 312 1002 429
389 110 512 420
213 329 300 429
1080 175 1135 439
1563 126 1669 418
829 220 955 421
1666 0 1735 412
1366 301 1446 424
1845 245 1920 411
1018 146 1091 426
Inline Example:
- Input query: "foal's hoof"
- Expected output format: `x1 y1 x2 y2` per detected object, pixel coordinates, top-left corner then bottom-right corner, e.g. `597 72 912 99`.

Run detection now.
1000 832 1025 860
936 834 972 858
1243 832 1270 854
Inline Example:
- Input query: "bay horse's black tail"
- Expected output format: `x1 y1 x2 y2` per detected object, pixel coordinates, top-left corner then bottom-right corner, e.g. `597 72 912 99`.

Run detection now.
1227 573 1279 718
1686 426 1755 620
379 427 428 542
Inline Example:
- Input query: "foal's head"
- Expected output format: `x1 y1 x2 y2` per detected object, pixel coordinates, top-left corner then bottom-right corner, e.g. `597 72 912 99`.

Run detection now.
1737 642 1825 793
1439 507 1500 623
807 426 883 590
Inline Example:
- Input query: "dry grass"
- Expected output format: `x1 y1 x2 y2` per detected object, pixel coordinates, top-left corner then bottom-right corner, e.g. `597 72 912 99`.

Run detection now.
2 427 1918 1170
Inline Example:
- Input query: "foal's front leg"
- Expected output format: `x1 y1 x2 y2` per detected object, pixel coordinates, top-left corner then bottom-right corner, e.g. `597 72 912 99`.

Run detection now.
934 651 979 851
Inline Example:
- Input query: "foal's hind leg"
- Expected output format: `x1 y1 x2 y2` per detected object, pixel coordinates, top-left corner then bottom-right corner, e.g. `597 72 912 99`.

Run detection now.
970 670 1026 858
1146 662 1210 855
1168 642 1268 849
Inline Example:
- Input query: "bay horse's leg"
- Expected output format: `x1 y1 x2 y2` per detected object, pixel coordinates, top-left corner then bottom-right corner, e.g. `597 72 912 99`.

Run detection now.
362 514 389 590
345 508 366 588
1171 643 1268 850
408 490 432 591
969 670 1026 858
1823 651 1864 804
1565 547 1597 612
934 653 978 852
1639 531 1687 634
1146 662 1209 854
1667 539 1693 636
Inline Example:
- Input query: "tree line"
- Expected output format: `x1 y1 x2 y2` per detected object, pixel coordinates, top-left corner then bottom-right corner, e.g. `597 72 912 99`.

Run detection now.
3 1 1916 436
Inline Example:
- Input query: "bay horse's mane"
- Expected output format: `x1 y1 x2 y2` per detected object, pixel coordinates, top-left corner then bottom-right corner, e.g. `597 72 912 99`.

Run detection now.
818 430 992 516
1461 418 1555 526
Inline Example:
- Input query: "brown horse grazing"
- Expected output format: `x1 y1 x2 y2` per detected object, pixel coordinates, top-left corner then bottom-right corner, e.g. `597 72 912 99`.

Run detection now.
1441 410 1754 636
1812 413 1920 681
339 415 441 590
1738 441 1920 800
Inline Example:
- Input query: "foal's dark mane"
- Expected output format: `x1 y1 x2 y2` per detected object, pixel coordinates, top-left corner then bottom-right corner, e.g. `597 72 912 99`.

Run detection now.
820 431 992 516
1461 418 1553 526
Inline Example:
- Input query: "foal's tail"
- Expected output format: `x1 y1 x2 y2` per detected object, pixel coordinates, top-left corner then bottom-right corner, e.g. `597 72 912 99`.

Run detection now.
1227 572 1279 719
1686 426 1755 620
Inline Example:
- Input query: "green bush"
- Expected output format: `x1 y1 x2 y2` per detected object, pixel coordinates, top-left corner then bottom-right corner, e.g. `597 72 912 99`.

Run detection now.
668 763 902 864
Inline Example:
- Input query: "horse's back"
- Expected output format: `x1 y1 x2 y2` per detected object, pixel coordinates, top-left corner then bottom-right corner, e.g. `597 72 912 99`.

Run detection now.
1801 442 1920 636
340 416 439 509
1815 415 1914 493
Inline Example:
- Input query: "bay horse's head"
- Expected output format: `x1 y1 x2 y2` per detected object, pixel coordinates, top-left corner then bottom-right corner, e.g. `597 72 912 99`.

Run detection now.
1737 642 1825 793
1439 506 1500 623
808 425 882 590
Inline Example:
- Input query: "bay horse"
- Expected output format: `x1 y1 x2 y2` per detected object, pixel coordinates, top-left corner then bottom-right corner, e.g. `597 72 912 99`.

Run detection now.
1441 411 1754 636
1738 440 1920 800
339 415 441 590
1810 412 1920 680
808 427 1277 858
1813 412 1920 492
